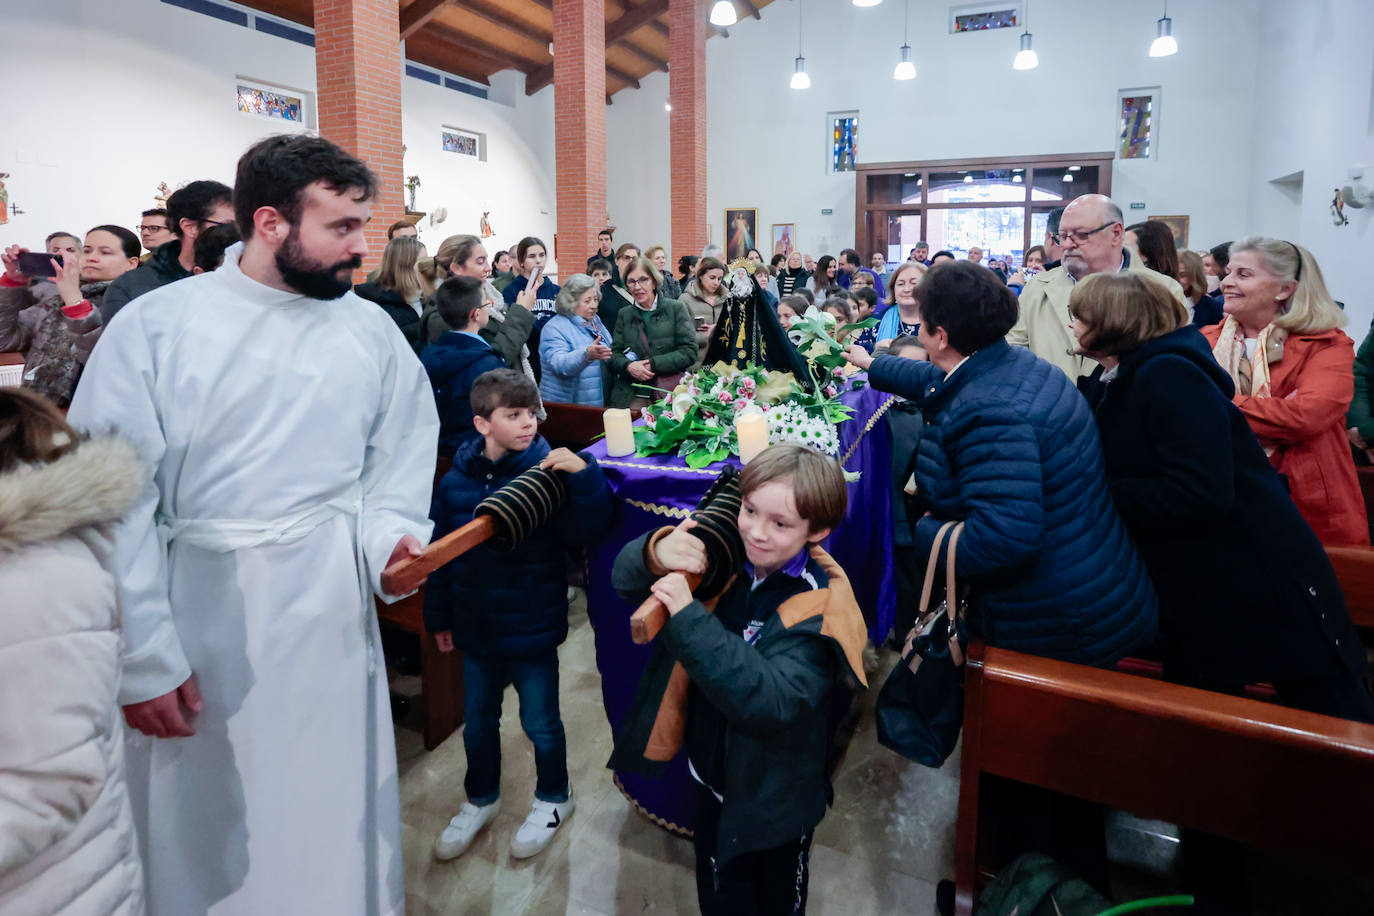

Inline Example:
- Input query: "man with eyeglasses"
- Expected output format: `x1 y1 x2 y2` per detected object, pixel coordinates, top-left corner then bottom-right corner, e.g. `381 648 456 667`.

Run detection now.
102 179 234 322
138 208 175 259
1008 194 1186 381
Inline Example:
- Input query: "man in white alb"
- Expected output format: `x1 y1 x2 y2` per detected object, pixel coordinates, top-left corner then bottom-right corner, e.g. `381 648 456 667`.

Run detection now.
68 134 439 916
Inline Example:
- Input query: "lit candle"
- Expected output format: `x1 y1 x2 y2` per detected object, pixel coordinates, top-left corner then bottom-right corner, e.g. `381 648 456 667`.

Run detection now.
603 408 636 457
735 407 769 464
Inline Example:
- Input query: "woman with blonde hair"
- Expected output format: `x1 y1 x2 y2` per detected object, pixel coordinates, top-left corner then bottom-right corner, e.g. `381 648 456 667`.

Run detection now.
1202 236 1367 545
355 236 425 353
1176 249 1222 327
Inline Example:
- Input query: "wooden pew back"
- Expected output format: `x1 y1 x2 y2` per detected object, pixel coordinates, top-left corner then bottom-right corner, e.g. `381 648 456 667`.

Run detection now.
1325 545 1374 634
954 643 1374 914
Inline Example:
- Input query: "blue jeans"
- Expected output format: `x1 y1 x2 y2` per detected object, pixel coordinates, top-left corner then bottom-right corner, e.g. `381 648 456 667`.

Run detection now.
462 650 569 805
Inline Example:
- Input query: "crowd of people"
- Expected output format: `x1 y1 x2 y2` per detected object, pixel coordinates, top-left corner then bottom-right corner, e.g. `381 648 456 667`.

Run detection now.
2 132 1372 916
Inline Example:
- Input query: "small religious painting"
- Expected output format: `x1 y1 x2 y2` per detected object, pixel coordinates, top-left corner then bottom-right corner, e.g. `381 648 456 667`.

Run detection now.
442 130 479 157
771 223 795 257
236 84 303 122
724 208 757 261
1150 214 1189 248
1118 91 1155 159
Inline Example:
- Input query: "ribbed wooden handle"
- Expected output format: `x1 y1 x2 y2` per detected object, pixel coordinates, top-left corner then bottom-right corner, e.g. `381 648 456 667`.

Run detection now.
380 516 496 596
629 571 704 645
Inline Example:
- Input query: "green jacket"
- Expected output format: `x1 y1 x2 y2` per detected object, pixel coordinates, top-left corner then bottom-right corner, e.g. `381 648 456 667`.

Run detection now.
419 279 534 370
610 528 868 865
1348 322 1374 441
607 296 698 406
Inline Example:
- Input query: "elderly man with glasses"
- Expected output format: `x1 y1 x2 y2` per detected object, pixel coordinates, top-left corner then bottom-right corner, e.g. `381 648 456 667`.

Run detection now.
1007 194 1186 381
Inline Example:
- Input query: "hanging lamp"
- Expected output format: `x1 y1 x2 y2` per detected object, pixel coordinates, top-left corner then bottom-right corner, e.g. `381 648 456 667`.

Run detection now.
1013 0 1038 70
893 0 915 80
709 1 738 27
1149 2 1178 57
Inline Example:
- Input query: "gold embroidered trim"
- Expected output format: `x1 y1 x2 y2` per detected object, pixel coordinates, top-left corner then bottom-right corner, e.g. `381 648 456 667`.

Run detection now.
623 499 693 519
600 459 723 475
839 395 897 467
612 772 694 838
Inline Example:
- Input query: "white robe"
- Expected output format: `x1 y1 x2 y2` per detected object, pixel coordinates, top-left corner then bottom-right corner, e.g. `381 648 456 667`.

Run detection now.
68 247 439 916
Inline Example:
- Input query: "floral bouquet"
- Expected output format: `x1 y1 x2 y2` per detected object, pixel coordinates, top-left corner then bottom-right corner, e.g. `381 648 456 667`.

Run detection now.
634 362 857 468
786 305 877 390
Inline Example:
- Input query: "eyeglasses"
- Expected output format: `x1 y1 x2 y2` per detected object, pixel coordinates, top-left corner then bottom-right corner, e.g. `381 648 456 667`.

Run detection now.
137 224 169 233
201 219 233 228
625 276 654 287
1053 222 1118 246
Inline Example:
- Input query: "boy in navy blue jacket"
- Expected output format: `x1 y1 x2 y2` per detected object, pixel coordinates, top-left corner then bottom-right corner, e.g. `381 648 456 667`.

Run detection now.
421 275 507 458
424 368 614 862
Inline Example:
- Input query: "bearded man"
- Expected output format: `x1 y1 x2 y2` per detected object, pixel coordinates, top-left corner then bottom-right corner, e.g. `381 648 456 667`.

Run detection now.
67 134 438 916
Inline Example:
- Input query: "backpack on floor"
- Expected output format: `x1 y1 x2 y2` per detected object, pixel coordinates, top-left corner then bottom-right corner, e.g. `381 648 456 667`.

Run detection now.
975 853 1112 916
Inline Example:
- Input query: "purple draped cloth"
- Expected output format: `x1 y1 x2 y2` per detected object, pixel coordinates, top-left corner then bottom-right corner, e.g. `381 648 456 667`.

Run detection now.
584 379 896 835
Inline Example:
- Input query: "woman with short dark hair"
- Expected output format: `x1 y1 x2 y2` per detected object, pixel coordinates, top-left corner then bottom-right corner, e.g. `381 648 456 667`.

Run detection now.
846 261 1157 667
1069 271 1372 720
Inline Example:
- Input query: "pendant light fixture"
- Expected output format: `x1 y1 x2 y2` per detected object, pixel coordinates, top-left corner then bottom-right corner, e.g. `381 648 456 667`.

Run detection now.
709 1 738 27
853 0 882 7
1012 0 1038 70
1149 2 1178 57
893 0 915 80
791 0 810 89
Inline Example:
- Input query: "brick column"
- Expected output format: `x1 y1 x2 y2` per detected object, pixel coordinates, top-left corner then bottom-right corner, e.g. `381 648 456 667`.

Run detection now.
553 0 607 274
669 0 707 260
314 0 404 272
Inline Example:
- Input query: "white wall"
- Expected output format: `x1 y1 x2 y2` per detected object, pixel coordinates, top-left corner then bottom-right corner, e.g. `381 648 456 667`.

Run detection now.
1247 0 1374 333
608 0 1262 266
604 69 673 261
0 0 558 272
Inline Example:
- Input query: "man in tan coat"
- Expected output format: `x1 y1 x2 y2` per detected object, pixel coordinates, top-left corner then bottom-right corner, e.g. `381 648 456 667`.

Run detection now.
1008 194 1186 380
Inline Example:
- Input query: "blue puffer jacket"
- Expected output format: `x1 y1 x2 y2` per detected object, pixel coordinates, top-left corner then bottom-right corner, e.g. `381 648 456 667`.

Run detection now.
868 342 1157 666
423 435 615 657
539 313 612 406
420 331 506 458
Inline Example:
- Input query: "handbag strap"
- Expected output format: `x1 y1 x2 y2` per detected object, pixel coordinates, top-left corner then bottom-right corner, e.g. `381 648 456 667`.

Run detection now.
945 522 966 667
918 521 958 616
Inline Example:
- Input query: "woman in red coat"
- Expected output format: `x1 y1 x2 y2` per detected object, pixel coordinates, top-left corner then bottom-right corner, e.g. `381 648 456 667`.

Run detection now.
1203 237 1368 545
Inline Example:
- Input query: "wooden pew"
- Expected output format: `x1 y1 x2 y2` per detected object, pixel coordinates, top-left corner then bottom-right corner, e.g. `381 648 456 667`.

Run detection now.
1325 545 1374 635
0 351 23 387
953 642 1374 915
375 456 463 750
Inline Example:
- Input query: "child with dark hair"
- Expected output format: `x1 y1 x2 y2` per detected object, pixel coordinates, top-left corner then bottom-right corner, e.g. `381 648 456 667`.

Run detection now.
192 223 242 274
421 276 507 457
1 225 142 405
588 258 613 286
850 286 880 352
611 444 868 914
426 368 613 863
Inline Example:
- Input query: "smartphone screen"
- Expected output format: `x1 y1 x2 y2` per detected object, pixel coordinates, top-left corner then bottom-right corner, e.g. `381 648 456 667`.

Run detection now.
17 252 62 278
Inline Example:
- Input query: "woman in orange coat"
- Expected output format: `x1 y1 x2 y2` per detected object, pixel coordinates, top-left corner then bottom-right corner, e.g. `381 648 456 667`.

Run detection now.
1203 237 1368 545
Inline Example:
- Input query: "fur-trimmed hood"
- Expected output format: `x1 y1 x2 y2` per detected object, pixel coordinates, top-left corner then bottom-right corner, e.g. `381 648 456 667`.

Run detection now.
0 436 144 554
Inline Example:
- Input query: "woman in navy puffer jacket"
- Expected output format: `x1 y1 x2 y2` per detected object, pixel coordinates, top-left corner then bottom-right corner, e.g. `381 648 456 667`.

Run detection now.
847 261 1156 667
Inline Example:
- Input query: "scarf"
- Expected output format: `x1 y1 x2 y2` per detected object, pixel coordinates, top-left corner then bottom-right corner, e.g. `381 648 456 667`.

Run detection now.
1210 315 1286 399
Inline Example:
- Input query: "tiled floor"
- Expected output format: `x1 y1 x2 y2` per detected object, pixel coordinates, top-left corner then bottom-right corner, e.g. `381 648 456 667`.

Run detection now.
394 592 953 915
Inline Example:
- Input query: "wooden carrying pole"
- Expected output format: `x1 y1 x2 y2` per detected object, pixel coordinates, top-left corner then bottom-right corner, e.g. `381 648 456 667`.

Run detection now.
630 572 703 645
381 516 495 596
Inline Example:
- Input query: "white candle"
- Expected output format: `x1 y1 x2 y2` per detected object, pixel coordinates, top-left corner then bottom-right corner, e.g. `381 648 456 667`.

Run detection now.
735 408 769 464
603 408 636 457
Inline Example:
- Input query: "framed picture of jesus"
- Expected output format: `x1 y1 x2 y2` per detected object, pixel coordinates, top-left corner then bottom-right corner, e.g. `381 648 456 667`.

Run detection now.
771 223 795 258
724 208 757 261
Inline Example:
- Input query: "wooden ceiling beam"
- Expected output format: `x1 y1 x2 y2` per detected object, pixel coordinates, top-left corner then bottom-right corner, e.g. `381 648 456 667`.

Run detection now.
400 0 453 41
426 23 544 73
738 0 761 20
607 0 670 44
459 0 553 48
618 40 669 72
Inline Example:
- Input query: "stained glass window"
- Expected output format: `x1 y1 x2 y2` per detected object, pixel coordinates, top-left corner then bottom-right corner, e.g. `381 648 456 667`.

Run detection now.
1118 93 1154 160
236 84 303 122
952 7 1019 32
831 114 858 174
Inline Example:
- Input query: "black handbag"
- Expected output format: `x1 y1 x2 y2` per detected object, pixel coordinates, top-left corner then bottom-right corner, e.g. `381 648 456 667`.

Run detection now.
875 520 967 767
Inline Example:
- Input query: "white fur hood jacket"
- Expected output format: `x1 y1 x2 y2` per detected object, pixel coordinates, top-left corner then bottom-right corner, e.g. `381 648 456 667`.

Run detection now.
0 436 147 915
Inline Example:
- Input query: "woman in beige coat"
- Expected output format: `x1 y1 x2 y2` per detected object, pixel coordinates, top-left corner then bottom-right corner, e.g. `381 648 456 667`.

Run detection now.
0 389 146 916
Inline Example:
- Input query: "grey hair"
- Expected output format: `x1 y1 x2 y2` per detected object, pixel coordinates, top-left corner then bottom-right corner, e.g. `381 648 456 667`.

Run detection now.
554 273 601 317
1231 236 1345 333
700 243 725 261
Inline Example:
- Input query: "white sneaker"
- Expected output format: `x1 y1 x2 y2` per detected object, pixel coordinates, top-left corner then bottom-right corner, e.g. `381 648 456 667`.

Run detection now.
434 799 500 860
509 791 575 859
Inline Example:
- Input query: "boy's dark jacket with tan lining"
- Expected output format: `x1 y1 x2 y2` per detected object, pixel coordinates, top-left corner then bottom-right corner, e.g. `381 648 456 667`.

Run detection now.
610 526 868 865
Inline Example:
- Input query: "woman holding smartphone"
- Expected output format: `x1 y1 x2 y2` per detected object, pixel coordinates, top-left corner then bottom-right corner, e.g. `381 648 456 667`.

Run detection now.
502 236 561 377
678 256 726 360
539 274 614 406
